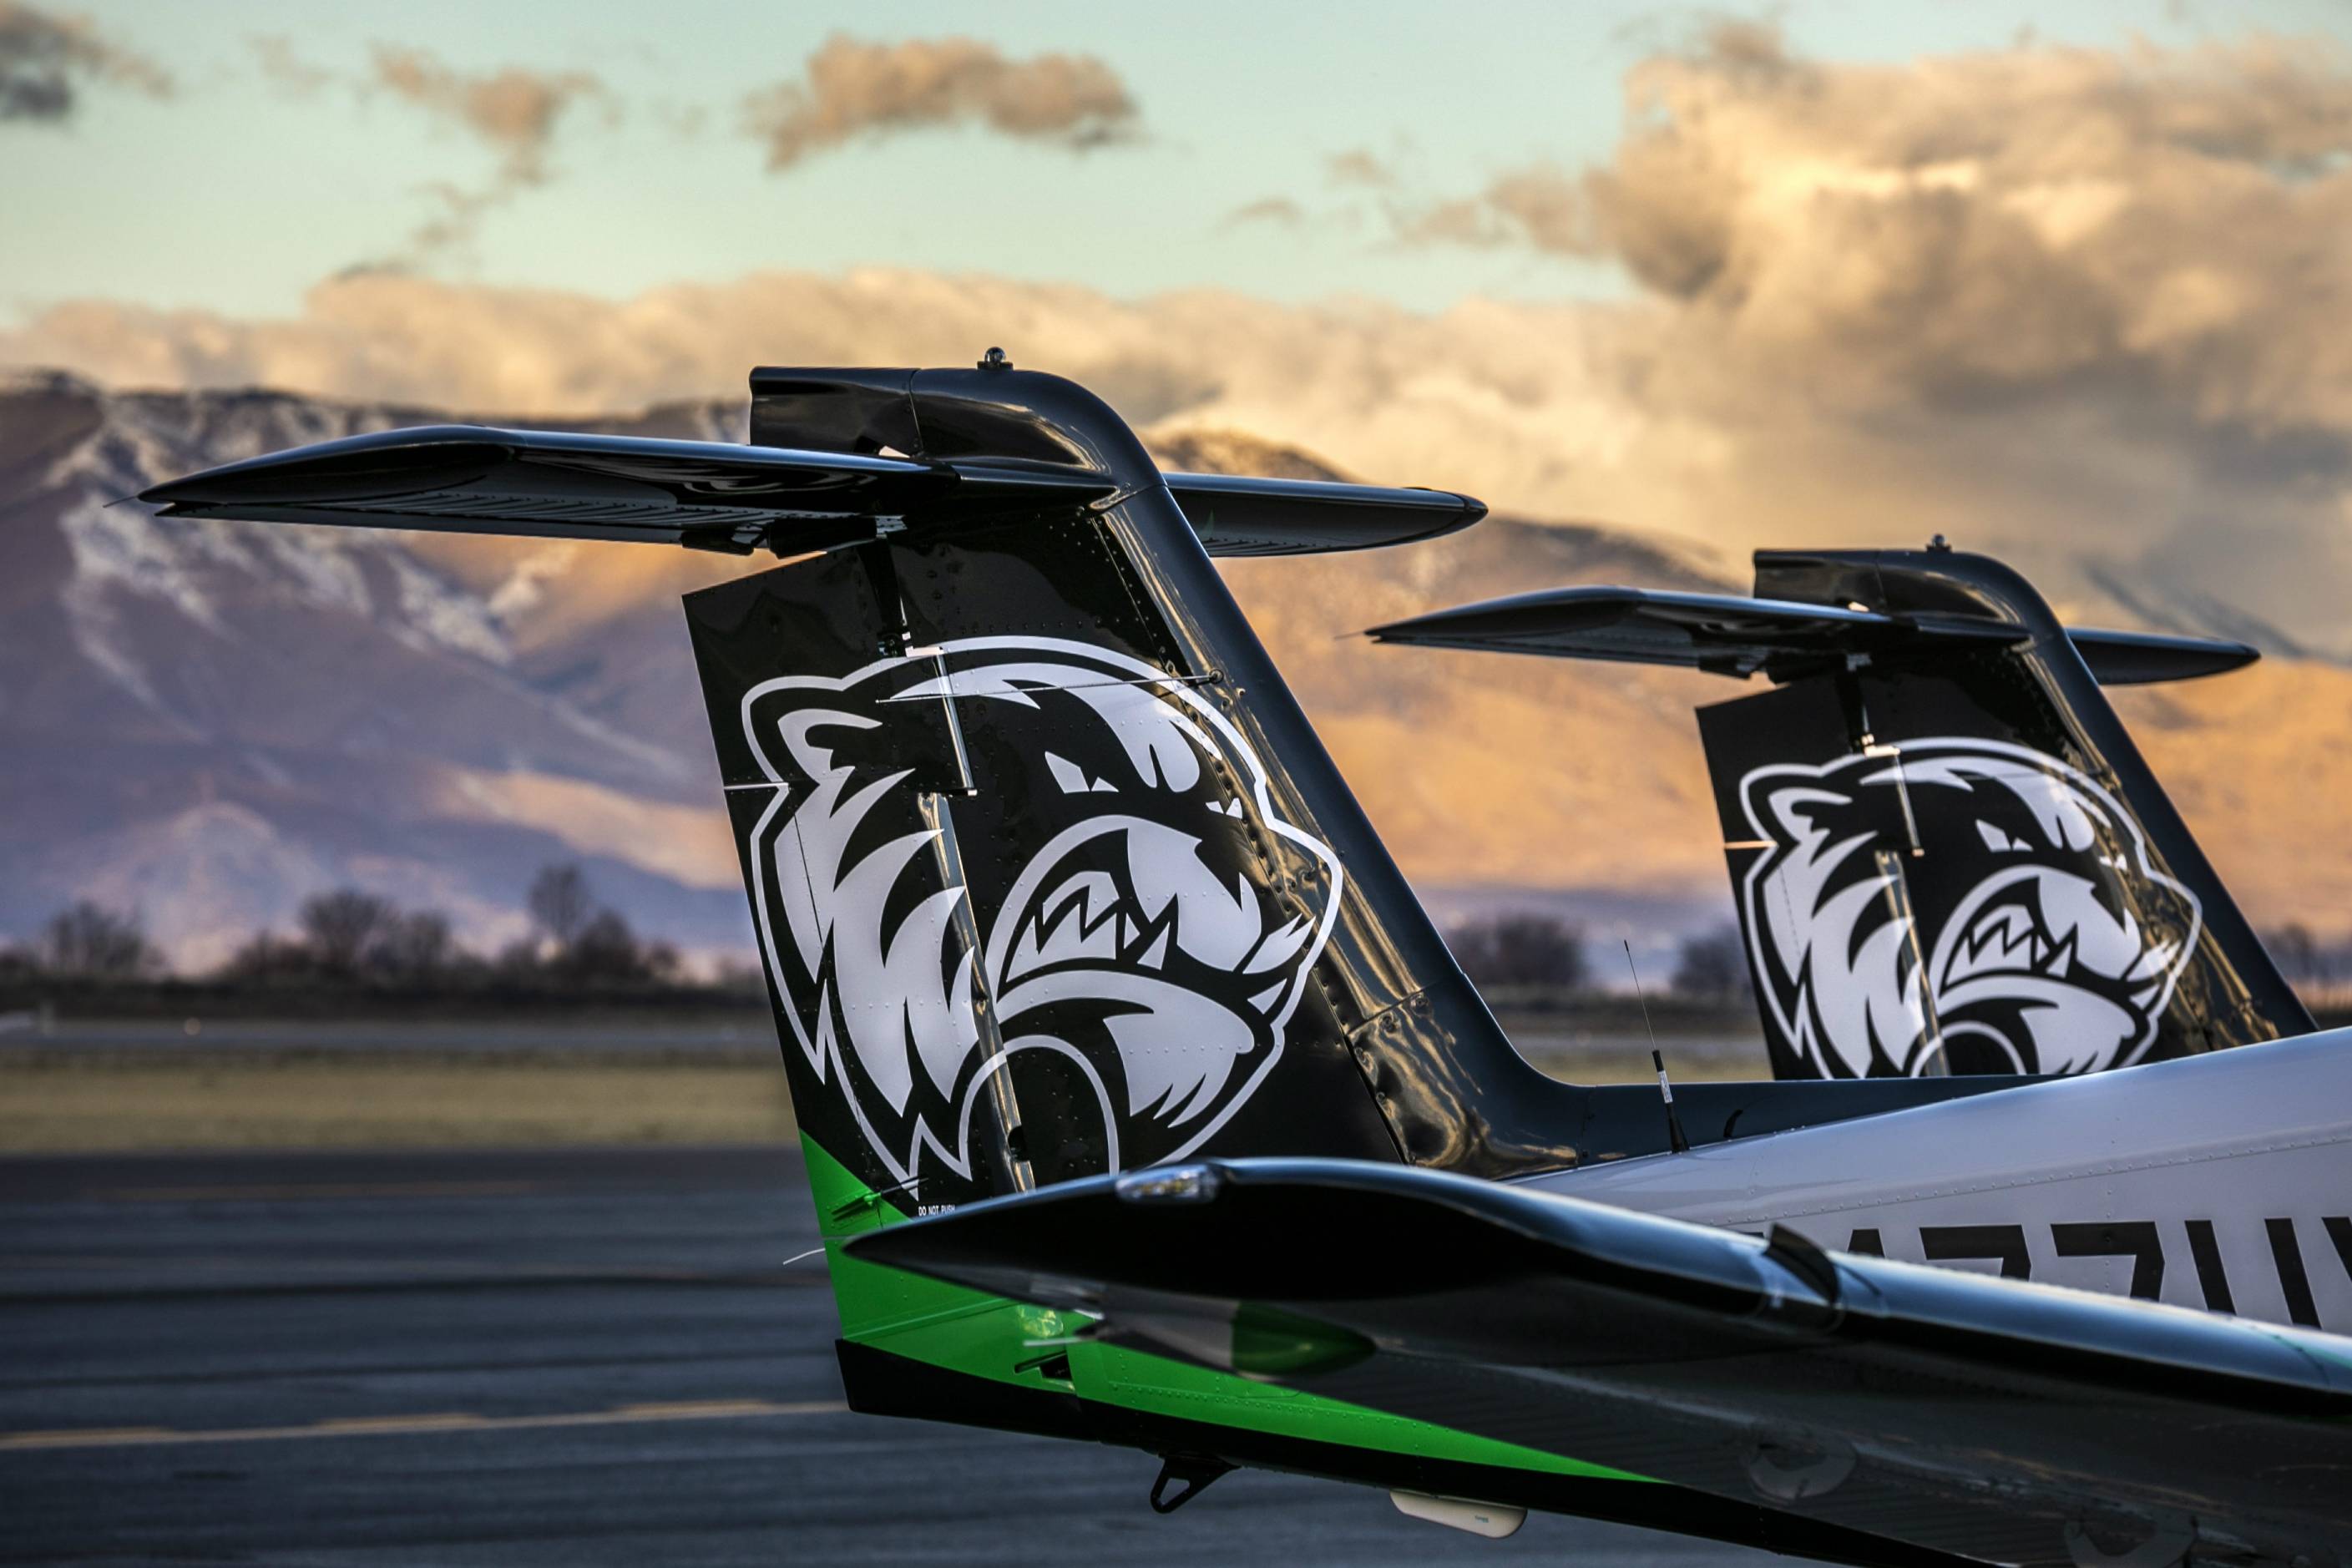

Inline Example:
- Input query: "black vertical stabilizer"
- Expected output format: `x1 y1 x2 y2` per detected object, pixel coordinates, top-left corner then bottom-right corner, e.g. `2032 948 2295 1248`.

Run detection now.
691 369 1581 1212
684 371 2026 1207
692 366 1513 1209
1701 548 2309 1079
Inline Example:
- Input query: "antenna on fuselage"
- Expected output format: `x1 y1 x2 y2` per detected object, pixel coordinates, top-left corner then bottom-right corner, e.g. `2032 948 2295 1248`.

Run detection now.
1625 938 1691 1155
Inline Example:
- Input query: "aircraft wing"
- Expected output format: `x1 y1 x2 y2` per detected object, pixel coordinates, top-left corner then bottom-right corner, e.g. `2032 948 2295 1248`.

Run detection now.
139 424 1483 559
852 1158 2352 1566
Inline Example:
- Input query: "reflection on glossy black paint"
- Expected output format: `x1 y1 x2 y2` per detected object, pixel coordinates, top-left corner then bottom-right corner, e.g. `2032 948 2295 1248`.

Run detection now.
852 1160 2352 1564
1699 549 2306 1079
689 367 2033 1213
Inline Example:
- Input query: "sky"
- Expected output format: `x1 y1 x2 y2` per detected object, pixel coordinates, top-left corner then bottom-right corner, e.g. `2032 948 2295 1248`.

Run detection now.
10 0 2352 663
4 0 2347 321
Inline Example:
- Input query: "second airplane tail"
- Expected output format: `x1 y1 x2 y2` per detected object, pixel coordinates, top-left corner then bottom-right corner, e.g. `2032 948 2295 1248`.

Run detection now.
1371 545 2312 1078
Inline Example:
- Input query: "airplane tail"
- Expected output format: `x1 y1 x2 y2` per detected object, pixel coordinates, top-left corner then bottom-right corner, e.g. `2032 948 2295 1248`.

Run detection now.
683 364 1490 1216
1369 546 2312 1079
144 364 2032 1342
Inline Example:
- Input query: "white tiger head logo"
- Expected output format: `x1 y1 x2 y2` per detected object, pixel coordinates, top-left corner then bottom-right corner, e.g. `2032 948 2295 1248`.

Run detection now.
739 637 1341 1195
1740 738 2201 1078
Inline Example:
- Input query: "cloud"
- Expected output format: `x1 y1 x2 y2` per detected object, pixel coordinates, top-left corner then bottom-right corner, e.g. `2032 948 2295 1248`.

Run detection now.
250 34 331 97
1382 23 2352 640
357 47 609 265
13 29 2352 661
368 46 606 184
742 33 1137 170
1325 147 1397 189
0 1 169 123
230 43 610 266
1409 22 2352 417
1402 164 1591 251
1222 195 1305 229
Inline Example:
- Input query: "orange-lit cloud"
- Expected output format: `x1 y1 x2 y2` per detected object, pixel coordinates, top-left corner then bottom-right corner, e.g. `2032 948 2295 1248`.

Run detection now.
742 34 1137 171
12 28 2352 655
1325 147 1398 189
0 0 168 122
1222 195 1306 229
359 47 611 265
249 33 330 97
1406 21 2352 423
368 46 607 185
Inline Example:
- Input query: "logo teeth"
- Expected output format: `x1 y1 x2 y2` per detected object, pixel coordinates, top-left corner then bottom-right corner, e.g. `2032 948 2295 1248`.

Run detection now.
1008 872 1135 981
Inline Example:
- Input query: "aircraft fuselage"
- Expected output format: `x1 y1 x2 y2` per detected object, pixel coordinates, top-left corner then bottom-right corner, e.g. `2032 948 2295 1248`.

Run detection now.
1539 1032 2352 1329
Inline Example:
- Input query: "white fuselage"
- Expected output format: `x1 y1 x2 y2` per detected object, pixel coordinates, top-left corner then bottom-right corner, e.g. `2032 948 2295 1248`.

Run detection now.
1533 1033 2352 1330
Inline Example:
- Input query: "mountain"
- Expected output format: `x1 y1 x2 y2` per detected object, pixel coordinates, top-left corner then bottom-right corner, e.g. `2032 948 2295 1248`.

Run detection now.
0 372 756 968
3 373 2348 973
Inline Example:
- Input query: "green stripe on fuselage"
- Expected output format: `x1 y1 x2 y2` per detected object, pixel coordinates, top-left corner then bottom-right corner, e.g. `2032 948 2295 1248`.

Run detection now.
802 1135 1646 1481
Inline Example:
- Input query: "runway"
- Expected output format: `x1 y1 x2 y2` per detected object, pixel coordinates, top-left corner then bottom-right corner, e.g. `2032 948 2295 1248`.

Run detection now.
0 1145 1770 1565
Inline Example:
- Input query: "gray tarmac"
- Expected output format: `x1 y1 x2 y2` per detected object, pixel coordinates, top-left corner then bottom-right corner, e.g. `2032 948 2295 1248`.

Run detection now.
0 1015 1766 1069
0 1145 1769 1566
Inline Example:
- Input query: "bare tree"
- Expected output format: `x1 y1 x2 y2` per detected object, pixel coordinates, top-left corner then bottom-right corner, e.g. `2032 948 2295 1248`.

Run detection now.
374 909 457 977
1450 913 1587 992
639 938 683 984
566 908 685 986
528 863 594 953
2264 923 2326 987
1672 925 1755 1005
218 930 302 983
42 902 158 979
712 957 768 995
568 908 636 969
299 888 397 974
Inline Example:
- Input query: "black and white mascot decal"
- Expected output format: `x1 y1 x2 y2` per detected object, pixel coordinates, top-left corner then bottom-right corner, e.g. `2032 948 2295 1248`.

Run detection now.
738 637 1341 1198
1738 738 2201 1077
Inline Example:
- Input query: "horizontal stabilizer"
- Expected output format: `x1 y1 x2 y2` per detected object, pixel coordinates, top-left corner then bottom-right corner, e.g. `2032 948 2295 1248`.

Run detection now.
1366 585 2258 685
141 418 1485 559
1164 472 1483 555
2064 624 2264 684
856 1158 2352 1561
138 424 1110 555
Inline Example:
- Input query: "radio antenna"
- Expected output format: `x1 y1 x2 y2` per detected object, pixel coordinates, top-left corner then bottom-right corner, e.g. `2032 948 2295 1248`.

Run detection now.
1625 938 1690 1155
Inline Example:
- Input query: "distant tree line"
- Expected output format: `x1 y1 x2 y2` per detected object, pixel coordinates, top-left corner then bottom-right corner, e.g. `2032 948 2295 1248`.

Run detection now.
1443 913 1755 1006
2258 923 2352 993
1448 914 2352 1009
2 888 1780 1009
0 864 751 999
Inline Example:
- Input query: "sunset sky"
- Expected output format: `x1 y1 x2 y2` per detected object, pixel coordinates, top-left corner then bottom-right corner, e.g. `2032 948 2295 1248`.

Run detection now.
9 1 2352 656
3 1 2341 317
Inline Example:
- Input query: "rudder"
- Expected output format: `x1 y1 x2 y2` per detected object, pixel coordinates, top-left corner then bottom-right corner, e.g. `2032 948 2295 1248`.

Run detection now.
685 364 1501 1218
1702 548 2307 1077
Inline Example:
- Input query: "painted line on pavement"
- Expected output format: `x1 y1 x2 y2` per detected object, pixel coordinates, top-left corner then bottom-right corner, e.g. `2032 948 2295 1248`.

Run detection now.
0 1399 850 1451
89 1181 552 1202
